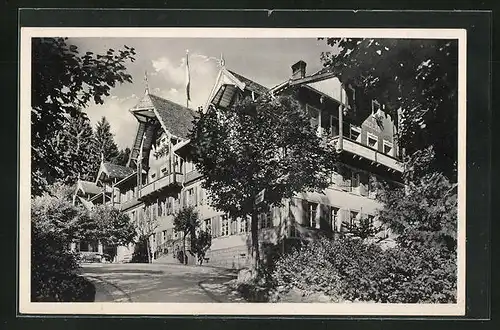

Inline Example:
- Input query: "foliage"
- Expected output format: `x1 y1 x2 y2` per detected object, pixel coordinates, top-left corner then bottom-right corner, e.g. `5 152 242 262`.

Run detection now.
192 230 212 265
189 94 336 268
51 114 99 184
377 170 457 253
113 147 131 167
88 204 136 247
31 37 135 195
94 117 119 160
344 216 381 240
31 183 89 244
173 206 200 264
31 188 95 301
271 237 456 303
320 38 458 182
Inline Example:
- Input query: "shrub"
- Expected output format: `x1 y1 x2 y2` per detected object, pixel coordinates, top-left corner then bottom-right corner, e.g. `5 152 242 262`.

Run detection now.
271 237 456 303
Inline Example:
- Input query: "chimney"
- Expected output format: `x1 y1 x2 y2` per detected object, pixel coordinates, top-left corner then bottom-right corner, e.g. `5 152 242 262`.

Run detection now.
291 60 307 80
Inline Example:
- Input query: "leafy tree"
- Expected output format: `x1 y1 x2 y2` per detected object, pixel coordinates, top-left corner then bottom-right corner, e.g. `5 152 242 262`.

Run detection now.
31 37 135 196
320 38 458 182
192 230 212 265
88 205 136 260
133 206 158 263
377 170 457 254
189 94 336 271
173 206 200 264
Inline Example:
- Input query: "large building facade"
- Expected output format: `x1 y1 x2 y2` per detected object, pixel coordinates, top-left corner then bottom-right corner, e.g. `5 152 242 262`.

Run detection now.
78 59 404 268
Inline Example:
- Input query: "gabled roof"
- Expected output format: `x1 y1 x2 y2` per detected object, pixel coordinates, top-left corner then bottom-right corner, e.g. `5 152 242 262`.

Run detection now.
148 94 197 139
76 180 101 195
102 162 134 179
226 70 269 95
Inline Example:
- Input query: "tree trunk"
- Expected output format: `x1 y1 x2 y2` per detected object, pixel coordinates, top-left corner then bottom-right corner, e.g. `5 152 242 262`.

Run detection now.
183 233 187 264
146 238 151 264
251 208 260 273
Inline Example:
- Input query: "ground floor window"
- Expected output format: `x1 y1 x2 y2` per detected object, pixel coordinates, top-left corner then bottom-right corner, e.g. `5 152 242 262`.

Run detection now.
331 207 340 232
78 241 99 252
239 216 249 233
221 215 230 236
258 210 273 229
305 202 319 229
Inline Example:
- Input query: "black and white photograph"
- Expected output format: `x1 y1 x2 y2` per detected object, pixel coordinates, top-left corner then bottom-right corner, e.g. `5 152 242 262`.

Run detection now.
19 27 466 315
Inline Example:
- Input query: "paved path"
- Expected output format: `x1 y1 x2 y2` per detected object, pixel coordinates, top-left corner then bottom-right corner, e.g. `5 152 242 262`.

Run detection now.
80 263 244 303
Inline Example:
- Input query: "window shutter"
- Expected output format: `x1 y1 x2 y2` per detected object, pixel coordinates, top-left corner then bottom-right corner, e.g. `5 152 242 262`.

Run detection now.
212 215 220 238
194 186 198 206
182 190 187 208
199 186 204 205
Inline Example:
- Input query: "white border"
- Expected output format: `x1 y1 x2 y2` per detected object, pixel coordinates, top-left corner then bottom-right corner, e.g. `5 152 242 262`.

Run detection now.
19 27 467 316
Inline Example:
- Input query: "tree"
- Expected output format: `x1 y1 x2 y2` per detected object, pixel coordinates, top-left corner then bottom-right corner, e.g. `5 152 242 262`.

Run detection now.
320 38 458 182
189 94 336 271
192 230 212 265
173 206 200 265
59 114 99 183
113 147 131 167
377 170 457 254
88 205 136 260
31 37 135 195
94 116 119 160
133 206 158 263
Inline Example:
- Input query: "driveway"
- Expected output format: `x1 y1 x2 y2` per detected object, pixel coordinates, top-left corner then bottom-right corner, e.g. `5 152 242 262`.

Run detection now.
80 263 243 303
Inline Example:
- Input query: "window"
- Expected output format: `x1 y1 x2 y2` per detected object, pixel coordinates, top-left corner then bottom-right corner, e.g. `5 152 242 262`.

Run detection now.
166 198 172 215
331 207 340 232
367 215 375 226
307 105 320 130
239 217 249 233
158 200 163 217
161 230 167 244
221 215 230 236
372 100 381 115
203 218 212 235
350 211 359 227
258 211 273 229
383 140 394 156
351 171 360 188
150 172 156 181
185 161 194 173
306 202 319 229
367 133 378 149
160 166 168 177
350 125 361 142
187 188 195 206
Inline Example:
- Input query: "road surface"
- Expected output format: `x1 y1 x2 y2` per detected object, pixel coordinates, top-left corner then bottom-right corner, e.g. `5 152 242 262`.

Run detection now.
80 262 243 303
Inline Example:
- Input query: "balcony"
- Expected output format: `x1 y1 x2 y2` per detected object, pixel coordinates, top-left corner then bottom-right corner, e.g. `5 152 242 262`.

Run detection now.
120 197 141 212
330 136 403 173
184 169 203 184
138 172 184 202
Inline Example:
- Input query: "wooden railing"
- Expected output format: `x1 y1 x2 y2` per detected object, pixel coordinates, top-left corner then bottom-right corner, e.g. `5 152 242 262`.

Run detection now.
330 136 403 172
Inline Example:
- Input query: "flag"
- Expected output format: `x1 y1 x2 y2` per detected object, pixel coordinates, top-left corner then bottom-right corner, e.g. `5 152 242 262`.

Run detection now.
255 188 265 205
185 50 191 103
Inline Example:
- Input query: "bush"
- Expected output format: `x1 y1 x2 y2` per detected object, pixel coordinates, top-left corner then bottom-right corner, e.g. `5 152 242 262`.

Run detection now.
31 224 95 302
271 237 456 303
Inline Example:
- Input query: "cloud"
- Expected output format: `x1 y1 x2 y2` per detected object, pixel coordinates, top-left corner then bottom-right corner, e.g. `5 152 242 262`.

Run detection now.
84 95 140 150
151 52 220 110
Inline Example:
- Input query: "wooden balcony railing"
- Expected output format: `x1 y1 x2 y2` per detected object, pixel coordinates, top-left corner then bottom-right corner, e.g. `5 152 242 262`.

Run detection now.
330 136 403 173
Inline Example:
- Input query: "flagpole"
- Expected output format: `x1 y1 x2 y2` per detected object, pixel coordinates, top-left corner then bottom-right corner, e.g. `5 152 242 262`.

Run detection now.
185 49 190 109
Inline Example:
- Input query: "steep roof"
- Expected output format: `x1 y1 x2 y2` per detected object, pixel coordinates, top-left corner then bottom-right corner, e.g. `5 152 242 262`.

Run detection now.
102 162 134 179
77 180 101 195
226 70 269 95
148 94 197 139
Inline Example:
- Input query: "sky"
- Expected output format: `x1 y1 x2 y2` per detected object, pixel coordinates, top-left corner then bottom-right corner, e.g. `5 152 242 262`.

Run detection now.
70 37 335 149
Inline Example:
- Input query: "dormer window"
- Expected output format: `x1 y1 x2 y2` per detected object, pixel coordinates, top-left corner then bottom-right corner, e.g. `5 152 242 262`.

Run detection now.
367 132 379 149
372 100 381 115
383 140 394 156
350 125 361 142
